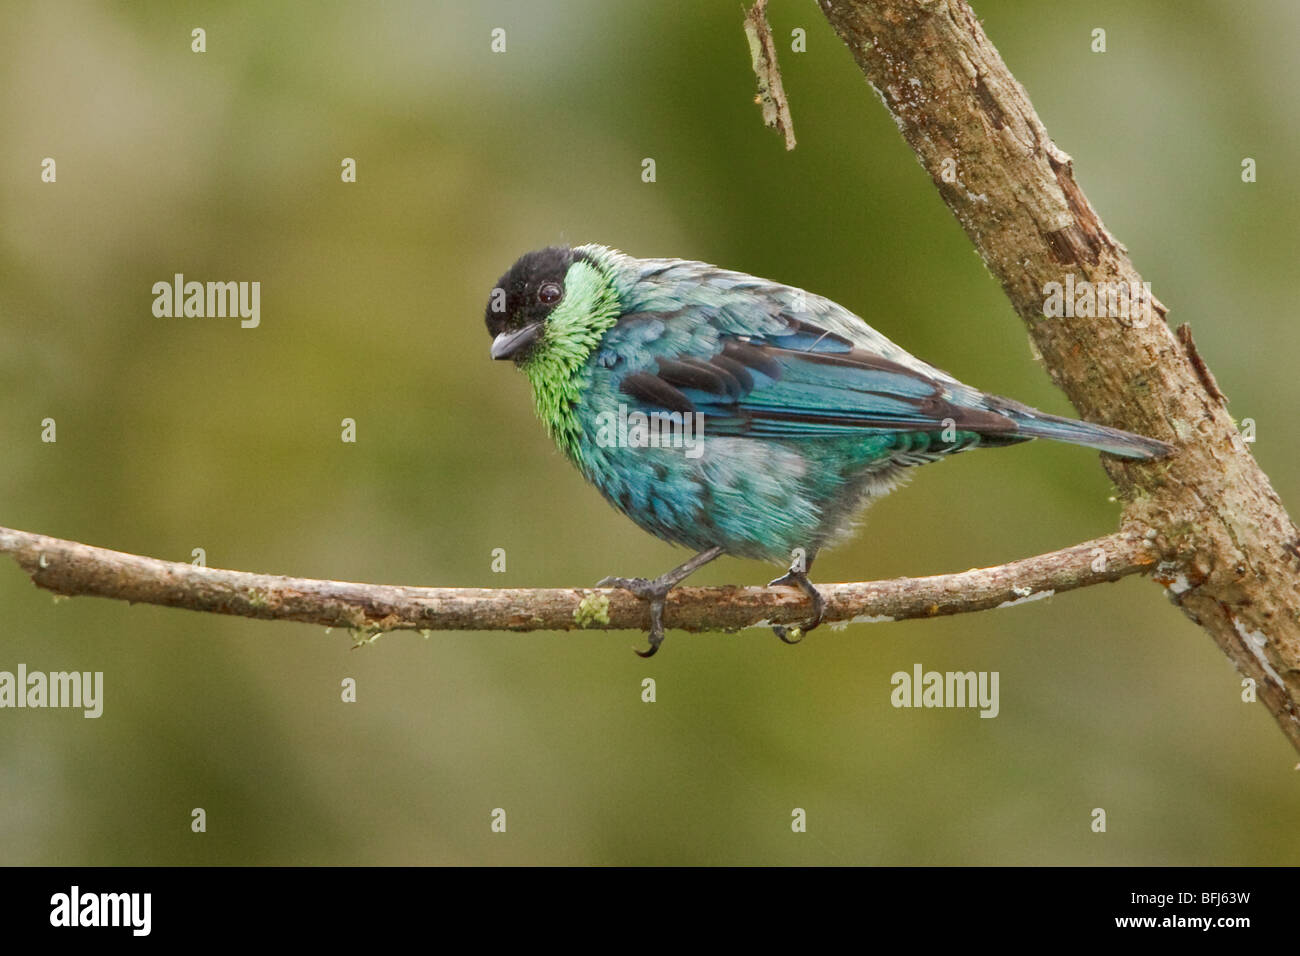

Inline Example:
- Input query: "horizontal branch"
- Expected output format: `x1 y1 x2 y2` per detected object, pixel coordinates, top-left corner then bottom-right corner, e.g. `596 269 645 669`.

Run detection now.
0 526 1154 638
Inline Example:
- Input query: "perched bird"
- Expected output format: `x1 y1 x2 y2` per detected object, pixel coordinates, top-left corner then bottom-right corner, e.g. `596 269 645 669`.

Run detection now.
485 244 1172 656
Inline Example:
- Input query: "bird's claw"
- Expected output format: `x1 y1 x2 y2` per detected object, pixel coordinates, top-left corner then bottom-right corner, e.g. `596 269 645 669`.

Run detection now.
598 575 668 657
596 575 656 599
598 547 726 657
768 567 825 646
772 624 804 645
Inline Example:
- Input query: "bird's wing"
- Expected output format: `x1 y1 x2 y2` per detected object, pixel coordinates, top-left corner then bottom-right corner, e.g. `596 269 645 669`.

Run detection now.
602 307 1020 440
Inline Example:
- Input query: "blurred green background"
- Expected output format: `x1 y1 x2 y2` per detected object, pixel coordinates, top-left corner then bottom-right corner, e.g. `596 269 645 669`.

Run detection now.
1 0 1296 865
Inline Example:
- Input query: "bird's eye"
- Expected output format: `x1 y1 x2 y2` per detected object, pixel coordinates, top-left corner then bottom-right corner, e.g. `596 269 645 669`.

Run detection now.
537 281 562 305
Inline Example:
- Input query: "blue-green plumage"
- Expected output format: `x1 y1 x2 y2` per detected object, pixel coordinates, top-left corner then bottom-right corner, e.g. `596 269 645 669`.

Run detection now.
486 243 1171 653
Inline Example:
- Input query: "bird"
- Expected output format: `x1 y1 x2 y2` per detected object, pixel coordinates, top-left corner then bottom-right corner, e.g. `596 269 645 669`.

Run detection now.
484 244 1172 657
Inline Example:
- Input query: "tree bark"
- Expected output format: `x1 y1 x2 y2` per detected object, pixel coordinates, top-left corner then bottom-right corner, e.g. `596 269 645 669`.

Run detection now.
817 0 1300 752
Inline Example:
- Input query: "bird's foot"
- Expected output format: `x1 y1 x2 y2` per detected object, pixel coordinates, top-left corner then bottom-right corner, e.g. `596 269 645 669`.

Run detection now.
596 574 672 658
598 547 726 657
768 567 825 645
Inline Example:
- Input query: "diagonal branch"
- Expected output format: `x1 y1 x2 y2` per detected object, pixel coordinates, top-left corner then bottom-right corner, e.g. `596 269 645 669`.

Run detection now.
817 0 1300 752
1 526 1152 636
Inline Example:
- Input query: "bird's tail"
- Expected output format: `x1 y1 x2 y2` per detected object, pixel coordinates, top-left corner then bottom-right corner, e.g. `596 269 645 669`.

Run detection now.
991 401 1173 460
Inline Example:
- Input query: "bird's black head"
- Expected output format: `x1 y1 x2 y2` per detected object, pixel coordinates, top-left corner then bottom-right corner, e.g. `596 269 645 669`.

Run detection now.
485 245 576 364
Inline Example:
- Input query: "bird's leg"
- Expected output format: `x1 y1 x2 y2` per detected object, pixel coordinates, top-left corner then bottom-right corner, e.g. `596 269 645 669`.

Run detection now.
768 555 825 645
598 546 726 658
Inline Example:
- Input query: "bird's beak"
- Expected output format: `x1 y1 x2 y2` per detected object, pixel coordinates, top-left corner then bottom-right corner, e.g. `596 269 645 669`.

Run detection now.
490 323 543 361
